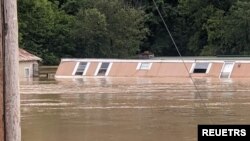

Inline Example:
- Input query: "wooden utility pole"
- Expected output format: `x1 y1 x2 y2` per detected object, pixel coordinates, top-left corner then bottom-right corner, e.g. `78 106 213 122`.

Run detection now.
0 0 4 140
0 0 21 141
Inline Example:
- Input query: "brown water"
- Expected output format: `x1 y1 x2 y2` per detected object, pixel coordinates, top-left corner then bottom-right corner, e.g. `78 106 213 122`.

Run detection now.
20 77 250 141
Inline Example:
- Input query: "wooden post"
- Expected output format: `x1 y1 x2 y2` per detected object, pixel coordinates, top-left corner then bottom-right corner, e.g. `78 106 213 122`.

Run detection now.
1 0 21 141
0 0 5 140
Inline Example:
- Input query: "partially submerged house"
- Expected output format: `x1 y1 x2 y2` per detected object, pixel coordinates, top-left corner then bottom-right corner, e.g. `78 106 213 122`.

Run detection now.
19 48 42 78
55 57 250 79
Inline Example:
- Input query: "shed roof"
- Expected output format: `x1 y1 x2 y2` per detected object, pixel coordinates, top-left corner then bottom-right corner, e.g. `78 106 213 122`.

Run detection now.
19 48 42 62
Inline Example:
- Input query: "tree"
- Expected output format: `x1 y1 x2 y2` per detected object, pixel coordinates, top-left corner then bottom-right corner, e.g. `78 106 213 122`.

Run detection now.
139 0 184 56
18 0 250 65
72 8 109 58
71 0 148 58
18 0 73 65
204 0 250 55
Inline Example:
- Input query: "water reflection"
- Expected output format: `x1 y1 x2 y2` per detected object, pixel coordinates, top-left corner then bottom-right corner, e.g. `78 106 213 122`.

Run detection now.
20 77 250 141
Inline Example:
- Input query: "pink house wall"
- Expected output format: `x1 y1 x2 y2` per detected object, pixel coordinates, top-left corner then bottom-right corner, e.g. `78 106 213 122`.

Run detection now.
55 61 76 76
55 60 250 78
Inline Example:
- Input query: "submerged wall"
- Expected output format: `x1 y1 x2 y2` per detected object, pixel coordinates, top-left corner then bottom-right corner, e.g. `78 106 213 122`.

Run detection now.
55 59 250 78
231 63 250 78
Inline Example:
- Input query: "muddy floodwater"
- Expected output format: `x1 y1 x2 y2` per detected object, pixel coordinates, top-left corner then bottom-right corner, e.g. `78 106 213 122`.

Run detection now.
20 77 250 141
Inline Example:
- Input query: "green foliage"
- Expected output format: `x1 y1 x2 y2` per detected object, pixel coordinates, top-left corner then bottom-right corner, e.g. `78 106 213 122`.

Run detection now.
18 0 250 65
18 0 74 65
204 0 250 55
72 8 109 57
71 0 148 58
18 0 148 64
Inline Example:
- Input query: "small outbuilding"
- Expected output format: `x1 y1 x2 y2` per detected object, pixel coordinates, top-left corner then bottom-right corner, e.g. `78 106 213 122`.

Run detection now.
19 48 42 78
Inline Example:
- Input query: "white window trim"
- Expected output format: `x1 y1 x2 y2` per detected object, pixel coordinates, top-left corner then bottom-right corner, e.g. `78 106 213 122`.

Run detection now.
83 62 90 76
94 62 102 76
105 62 113 76
24 67 30 78
72 62 80 75
228 62 235 78
72 62 90 76
219 63 224 78
189 63 195 73
190 62 212 74
206 63 212 73
219 62 235 78
136 63 141 70
136 62 152 70
94 62 112 76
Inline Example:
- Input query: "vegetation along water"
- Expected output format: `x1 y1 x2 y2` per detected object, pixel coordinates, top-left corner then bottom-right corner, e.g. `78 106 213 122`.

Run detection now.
18 0 250 65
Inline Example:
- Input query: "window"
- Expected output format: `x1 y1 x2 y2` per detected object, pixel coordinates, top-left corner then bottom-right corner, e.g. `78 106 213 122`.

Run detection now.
97 62 110 76
192 63 210 73
220 62 234 78
137 62 152 70
25 68 30 77
74 62 87 75
33 63 39 77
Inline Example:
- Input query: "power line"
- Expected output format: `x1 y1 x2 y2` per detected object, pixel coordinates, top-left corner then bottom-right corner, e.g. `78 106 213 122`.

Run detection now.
152 0 213 124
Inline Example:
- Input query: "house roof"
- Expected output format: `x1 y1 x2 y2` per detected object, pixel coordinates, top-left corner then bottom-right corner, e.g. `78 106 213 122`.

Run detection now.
60 57 250 63
152 56 250 60
19 48 42 61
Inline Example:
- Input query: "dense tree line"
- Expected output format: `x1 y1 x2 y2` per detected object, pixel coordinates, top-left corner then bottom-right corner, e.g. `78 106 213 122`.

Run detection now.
18 0 250 65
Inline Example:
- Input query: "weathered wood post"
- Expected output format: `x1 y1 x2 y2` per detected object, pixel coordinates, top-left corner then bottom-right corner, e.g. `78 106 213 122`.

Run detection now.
0 0 5 140
0 0 21 141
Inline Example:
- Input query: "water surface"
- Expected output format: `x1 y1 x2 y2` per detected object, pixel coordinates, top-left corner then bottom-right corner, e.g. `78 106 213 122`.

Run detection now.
20 77 250 141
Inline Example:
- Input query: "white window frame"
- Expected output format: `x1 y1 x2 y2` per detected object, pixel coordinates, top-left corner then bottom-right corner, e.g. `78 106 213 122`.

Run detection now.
105 63 113 76
94 62 113 76
72 62 90 76
190 62 212 74
219 62 235 78
24 67 30 78
136 62 152 70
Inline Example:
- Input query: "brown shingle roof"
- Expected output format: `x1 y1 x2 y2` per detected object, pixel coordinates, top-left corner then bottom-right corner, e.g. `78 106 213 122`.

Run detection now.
19 48 42 61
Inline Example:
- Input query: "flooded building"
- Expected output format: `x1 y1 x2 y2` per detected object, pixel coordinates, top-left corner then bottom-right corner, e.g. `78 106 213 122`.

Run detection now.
55 57 250 79
19 48 42 78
